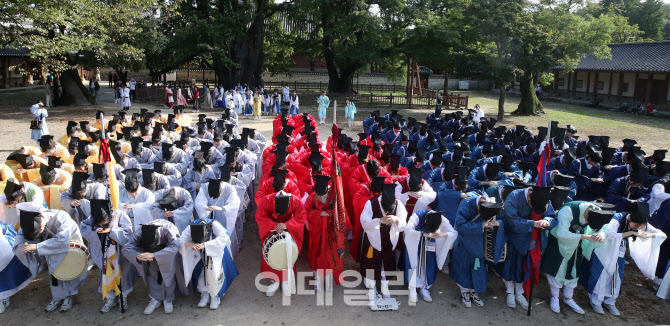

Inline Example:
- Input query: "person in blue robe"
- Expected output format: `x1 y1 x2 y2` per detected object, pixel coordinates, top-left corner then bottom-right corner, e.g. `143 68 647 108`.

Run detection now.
362 113 376 135
605 171 650 212
468 162 511 191
493 187 557 311
567 147 604 200
0 220 32 314
450 197 506 307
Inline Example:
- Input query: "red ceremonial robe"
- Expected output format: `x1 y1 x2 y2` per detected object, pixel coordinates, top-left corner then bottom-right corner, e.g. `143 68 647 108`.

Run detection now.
255 193 306 282
255 177 302 201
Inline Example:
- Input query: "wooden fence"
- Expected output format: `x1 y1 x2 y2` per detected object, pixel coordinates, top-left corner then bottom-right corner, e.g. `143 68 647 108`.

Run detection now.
135 85 468 109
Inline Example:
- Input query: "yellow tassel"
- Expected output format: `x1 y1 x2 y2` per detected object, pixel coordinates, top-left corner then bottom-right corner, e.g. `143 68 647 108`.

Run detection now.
366 247 374 259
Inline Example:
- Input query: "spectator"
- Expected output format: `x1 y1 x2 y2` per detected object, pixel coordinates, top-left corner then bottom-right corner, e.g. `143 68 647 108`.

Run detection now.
436 92 442 112
44 80 53 107
88 79 96 96
94 79 100 94
620 99 629 113
30 101 49 143
535 84 543 97
107 72 113 88
129 78 137 101
631 101 643 115
645 102 657 115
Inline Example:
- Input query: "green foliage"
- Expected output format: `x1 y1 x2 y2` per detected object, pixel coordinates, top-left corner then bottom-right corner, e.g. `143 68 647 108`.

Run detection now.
0 0 164 74
599 0 665 40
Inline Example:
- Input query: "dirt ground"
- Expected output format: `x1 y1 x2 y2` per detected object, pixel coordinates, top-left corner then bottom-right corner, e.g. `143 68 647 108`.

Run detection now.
0 87 668 326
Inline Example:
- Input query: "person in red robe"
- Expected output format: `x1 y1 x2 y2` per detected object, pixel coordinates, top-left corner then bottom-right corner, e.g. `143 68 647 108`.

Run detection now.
255 193 306 297
304 175 336 291
388 154 409 181
256 168 301 201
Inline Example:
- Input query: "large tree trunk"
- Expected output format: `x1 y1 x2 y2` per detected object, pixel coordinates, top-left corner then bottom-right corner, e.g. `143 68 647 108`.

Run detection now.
329 68 355 93
512 76 542 115
497 85 506 122
443 70 449 92
56 69 94 106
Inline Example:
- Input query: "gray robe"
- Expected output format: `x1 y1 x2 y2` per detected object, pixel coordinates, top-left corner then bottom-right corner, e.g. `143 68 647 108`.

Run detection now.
13 209 88 301
151 187 194 233
181 166 217 199
80 210 137 296
122 219 184 301
152 147 190 175
119 186 156 230
59 182 107 222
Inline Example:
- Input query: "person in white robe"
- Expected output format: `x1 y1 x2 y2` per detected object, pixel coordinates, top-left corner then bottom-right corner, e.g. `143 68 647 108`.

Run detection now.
403 210 457 303
13 208 88 312
1 181 46 230
179 219 238 309
581 202 667 316
195 179 241 254
121 85 131 110
119 173 156 230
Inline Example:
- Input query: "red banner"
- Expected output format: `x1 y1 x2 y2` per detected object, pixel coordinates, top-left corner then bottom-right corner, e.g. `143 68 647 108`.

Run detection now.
328 124 347 282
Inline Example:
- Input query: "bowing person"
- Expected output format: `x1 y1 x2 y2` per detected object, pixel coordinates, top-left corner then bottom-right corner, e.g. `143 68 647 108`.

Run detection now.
150 186 194 233
80 199 136 313
180 219 239 310
123 221 181 314
304 175 336 291
255 193 306 297
194 178 241 254
118 169 156 230
450 197 505 308
13 208 88 312
359 183 407 306
1 180 46 230
402 210 457 304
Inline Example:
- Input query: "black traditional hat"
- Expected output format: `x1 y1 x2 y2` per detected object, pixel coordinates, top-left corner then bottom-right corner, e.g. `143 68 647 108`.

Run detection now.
390 154 401 171
369 176 385 194
275 195 291 216
38 165 55 185
588 210 615 231
358 145 370 161
208 178 222 198
79 120 90 131
455 166 469 184
90 199 112 226
461 158 477 172
313 175 331 196
190 222 210 244
141 224 160 252
502 185 523 202
628 149 645 168
407 140 418 155
500 154 514 172
38 135 55 151
309 152 324 171
430 150 444 167
552 173 574 187
480 201 503 220
158 193 178 211
601 147 616 165
622 139 637 152
282 125 295 136
537 126 548 141
71 171 88 193
485 163 501 180
529 186 551 213
415 147 426 162
219 165 233 183
4 180 22 200
652 149 668 162
629 168 648 184
92 163 106 180
272 169 288 192
78 140 92 154
408 167 423 192
124 169 139 190
19 210 42 241
381 183 397 212
628 201 650 224
66 121 78 135
550 186 571 210
423 211 442 232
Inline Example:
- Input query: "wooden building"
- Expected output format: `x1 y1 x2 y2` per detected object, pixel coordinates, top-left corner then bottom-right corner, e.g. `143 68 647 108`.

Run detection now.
551 41 670 110
0 48 44 88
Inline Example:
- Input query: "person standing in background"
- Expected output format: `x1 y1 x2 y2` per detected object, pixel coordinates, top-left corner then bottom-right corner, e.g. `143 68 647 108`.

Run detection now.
344 99 356 128
289 90 299 116
317 91 330 124
282 84 290 109
253 90 262 120
30 101 49 143
88 79 96 97
436 92 442 112
107 72 113 88
129 79 137 101
44 81 52 107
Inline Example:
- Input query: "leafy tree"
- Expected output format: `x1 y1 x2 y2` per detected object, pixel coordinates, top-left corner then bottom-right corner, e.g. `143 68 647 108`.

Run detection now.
600 0 665 40
288 0 411 93
0 0 161 105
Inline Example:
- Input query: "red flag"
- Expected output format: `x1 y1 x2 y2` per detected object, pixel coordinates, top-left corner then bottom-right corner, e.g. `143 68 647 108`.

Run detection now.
327 124 347 283
536 142 551 187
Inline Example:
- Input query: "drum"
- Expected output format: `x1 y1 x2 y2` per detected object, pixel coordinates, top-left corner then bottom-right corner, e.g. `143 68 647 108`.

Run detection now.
484 228 506 263
52 241 89 281
262 232 298 270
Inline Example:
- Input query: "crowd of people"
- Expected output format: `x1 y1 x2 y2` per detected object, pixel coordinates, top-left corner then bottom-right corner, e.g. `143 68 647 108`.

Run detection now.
0 98 669 319
1 105 261 314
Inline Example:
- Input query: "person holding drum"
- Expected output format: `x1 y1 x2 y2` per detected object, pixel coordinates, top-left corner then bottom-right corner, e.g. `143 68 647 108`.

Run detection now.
80 199 136 313
179 218 239 310
359 183 407 306
123 220 181 314
13 208 88 312
255 193 306 297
